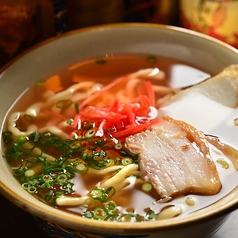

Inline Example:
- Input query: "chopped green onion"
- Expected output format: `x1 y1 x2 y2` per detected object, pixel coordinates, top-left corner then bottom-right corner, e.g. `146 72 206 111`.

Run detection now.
22 183 29 190
27 157 40 164
13 168 24 177
74 102 79 114
2 131 13 143
32 132 40 143
24 169 35 177
66 119 73 125
43 175 53 181
93 207 107 219
114 143 123 150
42 191 54 203
122 157 133 166
28 179 40 186
85 129 96 138
17 135 28 144
70 141 81 149
104 186 115 200
121 213 137 222
104 200 117 213
146 55 157 65
75 163 88 174
104 159 115 167
12 151 24 160
36 79 45 87
142 182 153 192
43 180 53 189
56 99 72 109
27 186 37 194
56 174 68 184
83 211 94 219
145 209 158 220
119 150 132 157
217 158 229 169
90 188 105 201
96 58 106 65
84 197 94 208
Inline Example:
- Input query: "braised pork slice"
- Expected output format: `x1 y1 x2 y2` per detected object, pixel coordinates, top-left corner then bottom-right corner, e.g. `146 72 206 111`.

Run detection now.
125 116 222 202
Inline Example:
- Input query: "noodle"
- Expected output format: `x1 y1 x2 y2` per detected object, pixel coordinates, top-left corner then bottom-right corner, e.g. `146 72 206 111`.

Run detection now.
56 196 89 206
25 102 44 117
88 165 124 175
156 206 182 220
8 112 37 138
100 164 139 189
152 85 175 96
43 81 95 108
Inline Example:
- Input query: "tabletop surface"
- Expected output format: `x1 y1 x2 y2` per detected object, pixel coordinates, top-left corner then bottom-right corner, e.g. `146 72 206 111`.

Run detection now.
0 193 237 238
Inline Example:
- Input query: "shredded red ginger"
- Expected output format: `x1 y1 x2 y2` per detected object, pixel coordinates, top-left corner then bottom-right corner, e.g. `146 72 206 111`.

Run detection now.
71 78 161 140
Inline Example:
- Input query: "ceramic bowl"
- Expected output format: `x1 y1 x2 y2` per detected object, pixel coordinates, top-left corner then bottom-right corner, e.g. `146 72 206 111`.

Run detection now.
1 23 238 238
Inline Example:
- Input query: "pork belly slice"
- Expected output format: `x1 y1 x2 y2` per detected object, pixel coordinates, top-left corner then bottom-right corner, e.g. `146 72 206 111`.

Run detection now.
125 116 222 202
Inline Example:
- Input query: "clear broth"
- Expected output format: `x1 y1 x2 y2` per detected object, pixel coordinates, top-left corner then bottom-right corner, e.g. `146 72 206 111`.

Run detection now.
3 54 213 221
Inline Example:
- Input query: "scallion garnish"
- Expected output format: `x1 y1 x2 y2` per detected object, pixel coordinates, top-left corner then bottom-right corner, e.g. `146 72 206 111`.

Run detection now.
56 99 72 109
56 174 68 184
27 186 37 194
93 207 107 219
74 102 79 114
96 59 106 65
142 182 153 192
216 158 229 169
35 79 45 87
2 121 137 208
122 157 133 166
75 163 88 174
85 129 96 138
24 169 35 177
146 55 157 65
2 131 13 143
66 119 73 125
90 188 106 202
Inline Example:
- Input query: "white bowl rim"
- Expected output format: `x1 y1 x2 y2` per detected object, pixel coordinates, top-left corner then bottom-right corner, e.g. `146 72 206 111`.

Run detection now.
0 22 238 234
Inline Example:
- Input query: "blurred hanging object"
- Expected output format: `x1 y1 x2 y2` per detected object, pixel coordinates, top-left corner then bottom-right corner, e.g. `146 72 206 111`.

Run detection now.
0 0 68 69
67 0 124 30
39 0 67 38
66 0 179 31
0 0 38 67
123 0 179 25
180 0 238 48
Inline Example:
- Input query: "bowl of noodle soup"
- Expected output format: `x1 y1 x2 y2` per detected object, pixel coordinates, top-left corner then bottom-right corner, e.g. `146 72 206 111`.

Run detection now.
1 23 238 238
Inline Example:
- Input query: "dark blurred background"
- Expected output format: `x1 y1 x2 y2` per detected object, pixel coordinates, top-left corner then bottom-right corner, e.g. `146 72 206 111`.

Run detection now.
1 0 237 69
0 0 180 69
